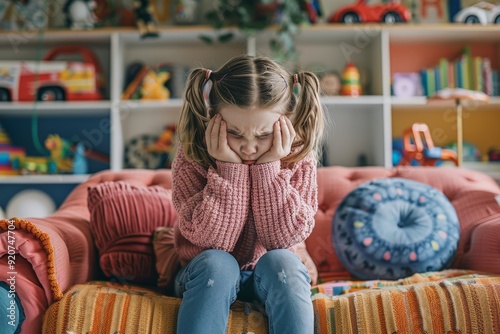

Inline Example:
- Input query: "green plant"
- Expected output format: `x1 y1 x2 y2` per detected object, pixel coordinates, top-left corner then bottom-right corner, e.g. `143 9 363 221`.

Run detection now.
203 0 311 62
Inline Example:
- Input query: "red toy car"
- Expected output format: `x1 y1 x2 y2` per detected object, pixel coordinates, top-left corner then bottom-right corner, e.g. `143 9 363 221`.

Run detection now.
328 0 412 24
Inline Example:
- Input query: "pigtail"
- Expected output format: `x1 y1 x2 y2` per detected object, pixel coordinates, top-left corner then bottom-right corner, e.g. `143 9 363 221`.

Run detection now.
177 68 216 168
286 72 325 165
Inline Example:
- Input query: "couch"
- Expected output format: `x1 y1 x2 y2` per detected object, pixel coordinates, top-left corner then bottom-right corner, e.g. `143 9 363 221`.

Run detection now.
2 165 500 333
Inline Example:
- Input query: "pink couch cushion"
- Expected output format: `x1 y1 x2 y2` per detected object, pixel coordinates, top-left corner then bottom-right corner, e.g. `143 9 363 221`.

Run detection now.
88 181 178 284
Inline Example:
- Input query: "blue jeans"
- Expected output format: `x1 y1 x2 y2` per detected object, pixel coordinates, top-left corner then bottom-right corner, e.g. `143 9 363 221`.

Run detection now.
174 249 313 334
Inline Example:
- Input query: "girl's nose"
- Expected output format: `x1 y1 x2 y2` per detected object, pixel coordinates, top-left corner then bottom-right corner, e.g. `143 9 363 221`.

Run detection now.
241 141 257 156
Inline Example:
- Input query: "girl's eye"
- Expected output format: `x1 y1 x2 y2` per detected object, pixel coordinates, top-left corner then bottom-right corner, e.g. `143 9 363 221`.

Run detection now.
258 134 272 140
228 132 242 138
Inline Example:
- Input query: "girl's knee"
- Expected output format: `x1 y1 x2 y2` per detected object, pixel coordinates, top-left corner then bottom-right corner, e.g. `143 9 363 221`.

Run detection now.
257 249 302 270
255 249 309 284
190 249 240 280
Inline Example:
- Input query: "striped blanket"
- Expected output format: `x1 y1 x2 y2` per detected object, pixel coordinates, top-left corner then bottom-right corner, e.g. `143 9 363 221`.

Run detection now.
312 273 500 333
42 271 500 333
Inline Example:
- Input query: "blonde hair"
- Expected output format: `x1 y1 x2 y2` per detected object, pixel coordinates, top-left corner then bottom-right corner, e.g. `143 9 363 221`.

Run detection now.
177 54 324 168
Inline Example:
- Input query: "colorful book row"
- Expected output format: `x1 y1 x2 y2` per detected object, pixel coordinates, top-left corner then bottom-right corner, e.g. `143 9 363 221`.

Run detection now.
420 47 499 97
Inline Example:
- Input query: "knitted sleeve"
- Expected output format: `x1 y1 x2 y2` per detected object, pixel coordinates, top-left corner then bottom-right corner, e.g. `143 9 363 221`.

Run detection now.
172 149 250 251
250 154 318 250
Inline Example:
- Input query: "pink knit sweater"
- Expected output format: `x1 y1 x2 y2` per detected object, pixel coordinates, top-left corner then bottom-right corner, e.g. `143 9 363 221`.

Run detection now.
172 148 318 270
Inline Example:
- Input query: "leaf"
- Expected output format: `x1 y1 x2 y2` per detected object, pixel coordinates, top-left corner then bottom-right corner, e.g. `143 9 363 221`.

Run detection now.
218 32 234 43
199 35 214 44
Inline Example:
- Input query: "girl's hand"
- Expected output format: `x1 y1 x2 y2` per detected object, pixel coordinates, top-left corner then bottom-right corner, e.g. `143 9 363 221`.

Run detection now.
205 114 242 164
256 116 296 164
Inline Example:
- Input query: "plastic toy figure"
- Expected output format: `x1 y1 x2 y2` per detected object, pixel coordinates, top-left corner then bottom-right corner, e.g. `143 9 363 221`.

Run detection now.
140 70 170 100
133 0 159 38
340 62 362 96
320 71 341 95
63 0 98 30
45 134 73 173
399 123 458 167
453 1 500 24
0 0 26 30
328 0 411 24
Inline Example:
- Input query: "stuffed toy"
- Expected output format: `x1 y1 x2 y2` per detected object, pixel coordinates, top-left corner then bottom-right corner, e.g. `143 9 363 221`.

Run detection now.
133 0 159 38
63 0 97 30
140 70 170 100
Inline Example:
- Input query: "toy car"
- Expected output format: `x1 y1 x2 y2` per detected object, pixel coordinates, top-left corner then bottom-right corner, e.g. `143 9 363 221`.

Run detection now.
0 46 103 102
453 1 500 24
328 0 411 24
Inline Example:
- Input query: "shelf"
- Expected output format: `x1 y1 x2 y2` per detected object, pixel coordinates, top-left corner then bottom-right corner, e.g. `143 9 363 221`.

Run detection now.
0 28 113 44
391 97 500 109
1 24 499 43
0 101 111 116
0 174 90 184
322 96 384 105
386 24 500 42
118 99 183 111
117 97 385 111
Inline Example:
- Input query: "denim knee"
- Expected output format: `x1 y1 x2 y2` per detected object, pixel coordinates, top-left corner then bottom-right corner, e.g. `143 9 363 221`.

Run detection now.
254 249 311 292
190 249 240 279
256 249 309 276
176 249 241 297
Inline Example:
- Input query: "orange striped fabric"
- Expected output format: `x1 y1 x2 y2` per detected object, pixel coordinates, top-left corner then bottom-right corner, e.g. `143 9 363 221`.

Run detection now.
312 276 500 334
42 281 268 334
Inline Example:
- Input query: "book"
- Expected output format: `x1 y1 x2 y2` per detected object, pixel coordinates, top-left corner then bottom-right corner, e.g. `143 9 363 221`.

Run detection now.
482 58 492 96
420 69 428 96
455 58 462 89
427 68 435 97
439 58 448 90
461 54 469 90
121 65 149 100
473 56 483 92
447 61 455 89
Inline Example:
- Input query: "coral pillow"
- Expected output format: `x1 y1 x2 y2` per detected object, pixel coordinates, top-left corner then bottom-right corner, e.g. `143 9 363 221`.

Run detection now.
152 226 181 290
88 181 178 284
332 178 460 280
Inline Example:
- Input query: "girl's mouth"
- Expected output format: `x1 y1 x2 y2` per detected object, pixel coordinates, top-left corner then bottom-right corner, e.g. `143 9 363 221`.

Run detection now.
242 160 256 165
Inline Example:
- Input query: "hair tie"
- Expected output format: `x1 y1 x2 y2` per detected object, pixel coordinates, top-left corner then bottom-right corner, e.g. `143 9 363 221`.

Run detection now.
203 69 213 109
205 69 212 80
293 73 301 95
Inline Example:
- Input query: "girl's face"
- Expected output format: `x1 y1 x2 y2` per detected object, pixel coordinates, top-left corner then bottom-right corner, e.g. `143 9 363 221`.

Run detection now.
218 105 283 164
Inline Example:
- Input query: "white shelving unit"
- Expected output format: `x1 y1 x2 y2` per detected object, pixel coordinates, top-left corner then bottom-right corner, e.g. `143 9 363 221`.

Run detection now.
0 24 499 190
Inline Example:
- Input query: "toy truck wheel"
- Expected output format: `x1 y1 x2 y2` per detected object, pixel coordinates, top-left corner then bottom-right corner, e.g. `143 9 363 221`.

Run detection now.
342 12 361 23
464 15 480 24
494 15 500 24
0 88 10 102
37 87 65 101
383 12 402 24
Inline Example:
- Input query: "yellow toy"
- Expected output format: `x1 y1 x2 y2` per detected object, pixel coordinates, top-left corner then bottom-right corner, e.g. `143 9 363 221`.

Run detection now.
140 70 170 100
44 134 73 173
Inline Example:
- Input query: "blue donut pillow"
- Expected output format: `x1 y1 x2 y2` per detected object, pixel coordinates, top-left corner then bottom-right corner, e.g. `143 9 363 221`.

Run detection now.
332 178 460 280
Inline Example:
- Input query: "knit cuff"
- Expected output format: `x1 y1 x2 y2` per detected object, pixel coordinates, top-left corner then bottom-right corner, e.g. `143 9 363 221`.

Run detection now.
215 161 249 182
250 161 281 184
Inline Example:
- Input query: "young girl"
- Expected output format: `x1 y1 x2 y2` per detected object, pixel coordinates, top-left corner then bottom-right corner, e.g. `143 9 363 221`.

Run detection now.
172 54 324 334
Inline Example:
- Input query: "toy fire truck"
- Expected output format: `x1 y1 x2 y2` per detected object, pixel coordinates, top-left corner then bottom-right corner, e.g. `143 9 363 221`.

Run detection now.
0 46 103 102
